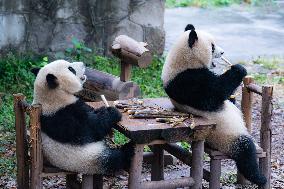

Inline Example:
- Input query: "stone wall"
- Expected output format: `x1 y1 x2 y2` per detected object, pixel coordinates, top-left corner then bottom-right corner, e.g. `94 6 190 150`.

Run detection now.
0 0 165 55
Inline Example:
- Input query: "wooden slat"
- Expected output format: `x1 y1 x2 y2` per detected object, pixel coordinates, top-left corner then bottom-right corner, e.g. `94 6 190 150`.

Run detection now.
143 152 175 166
30 104 43 189
259 85 273 189
162 143 192 165
13 94 29 189
247 83 262 95
205 146 266 158
190 140 204 189
141 177 195 189
242 76 253 132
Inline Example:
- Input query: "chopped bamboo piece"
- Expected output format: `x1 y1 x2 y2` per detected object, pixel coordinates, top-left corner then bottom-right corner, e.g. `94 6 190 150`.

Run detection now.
100 95 127 130
221 56 232 66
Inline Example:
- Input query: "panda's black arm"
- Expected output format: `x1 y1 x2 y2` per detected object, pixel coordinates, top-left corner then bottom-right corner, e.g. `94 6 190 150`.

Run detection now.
218 64 247 95
164 65 246 111
86 106 122 139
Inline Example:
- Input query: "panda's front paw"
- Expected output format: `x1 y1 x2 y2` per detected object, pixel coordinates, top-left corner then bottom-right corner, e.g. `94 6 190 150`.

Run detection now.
231 64 247 78
106 107 122 124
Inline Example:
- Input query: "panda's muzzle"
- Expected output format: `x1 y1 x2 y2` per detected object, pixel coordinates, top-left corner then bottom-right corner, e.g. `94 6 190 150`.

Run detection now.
212 62 216 68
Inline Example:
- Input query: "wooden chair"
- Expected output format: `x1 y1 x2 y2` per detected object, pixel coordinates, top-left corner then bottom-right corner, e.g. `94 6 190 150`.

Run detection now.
203 76 273 189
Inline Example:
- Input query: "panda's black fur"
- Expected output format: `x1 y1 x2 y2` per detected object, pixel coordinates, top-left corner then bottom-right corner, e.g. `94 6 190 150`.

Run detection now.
41 100 120 145
162 25 267 185
32 60 134 174
165 64 247 112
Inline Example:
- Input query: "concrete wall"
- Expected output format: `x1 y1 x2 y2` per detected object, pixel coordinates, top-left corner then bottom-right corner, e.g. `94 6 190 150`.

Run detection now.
0 0 165 55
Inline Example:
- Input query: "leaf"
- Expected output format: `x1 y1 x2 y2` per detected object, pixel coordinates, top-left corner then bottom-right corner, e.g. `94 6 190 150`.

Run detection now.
43 57 48 62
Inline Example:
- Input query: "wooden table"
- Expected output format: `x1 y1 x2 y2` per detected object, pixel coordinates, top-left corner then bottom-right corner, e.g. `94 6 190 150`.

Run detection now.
89 98 216 189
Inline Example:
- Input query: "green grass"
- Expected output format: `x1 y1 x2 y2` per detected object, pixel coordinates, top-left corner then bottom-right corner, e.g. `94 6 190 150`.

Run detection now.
165 0 273 8
252 57 284 70
249 57 284 85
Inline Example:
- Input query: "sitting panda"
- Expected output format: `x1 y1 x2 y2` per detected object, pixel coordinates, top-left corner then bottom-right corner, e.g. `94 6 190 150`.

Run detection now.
162 24 266 185
31 60 134 174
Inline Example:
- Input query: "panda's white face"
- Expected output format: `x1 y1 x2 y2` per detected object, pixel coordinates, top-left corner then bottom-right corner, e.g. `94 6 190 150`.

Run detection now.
32 60 86 115
162 25 224 84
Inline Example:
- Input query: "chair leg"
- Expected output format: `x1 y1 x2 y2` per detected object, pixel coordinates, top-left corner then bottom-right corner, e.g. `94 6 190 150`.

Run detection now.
209 158 221 189
93 174 103 189
82 174 93 189
190 140 204 189
128 144 144 189
259 156 271 189
151 145 164 181
66 174 81 189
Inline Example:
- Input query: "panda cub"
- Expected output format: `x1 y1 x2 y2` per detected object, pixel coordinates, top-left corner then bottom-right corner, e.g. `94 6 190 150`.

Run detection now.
162 24 266 185
31 60 134 174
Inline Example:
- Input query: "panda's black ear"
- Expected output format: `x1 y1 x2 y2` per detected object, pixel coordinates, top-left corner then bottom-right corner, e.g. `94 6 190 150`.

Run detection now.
46 74 58 89
185 24 195 31
188 30 198 48
31 67 40 76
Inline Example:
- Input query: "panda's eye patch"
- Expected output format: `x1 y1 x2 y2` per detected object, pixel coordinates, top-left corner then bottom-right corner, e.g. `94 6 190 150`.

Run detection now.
212 43 215 53
68 67 76 75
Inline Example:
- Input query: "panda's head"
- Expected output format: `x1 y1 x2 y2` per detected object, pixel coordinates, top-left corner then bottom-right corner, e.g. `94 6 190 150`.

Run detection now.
162 24 224 84
31 60 86 115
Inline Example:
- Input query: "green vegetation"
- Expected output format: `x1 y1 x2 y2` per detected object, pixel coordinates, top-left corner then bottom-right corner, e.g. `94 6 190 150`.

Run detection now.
250 57 284 85
252 57 283 70
165 0 273 8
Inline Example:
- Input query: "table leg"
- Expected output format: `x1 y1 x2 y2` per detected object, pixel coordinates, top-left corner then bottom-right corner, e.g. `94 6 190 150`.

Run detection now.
151 145 164 181
128 144 144 189
93 174 103 189
82 174 93 189
190 140 204 189
209 158 221 189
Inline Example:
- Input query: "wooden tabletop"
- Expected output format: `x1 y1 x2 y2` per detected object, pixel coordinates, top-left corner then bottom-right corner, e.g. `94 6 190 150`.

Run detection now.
88 98 216 144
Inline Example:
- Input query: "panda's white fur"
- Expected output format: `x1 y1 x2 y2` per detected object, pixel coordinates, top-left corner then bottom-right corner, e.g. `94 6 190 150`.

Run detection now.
171 99 248 153
33 60 85 115
41 133 106 174
32 60 133 174
162 24 266 185
162 30 224 85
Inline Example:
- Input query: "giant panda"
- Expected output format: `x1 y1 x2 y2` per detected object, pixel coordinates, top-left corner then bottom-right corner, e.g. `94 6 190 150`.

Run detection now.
31 60 134 174
162 24 267 185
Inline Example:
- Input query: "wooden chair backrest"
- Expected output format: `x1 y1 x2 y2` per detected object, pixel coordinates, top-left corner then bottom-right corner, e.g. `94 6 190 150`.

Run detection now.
14 93 42 189
241 76 273 134
241 76 273 187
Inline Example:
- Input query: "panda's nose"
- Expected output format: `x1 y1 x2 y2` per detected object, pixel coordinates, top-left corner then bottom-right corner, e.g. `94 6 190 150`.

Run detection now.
80 75 87 82
221 51 224 55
